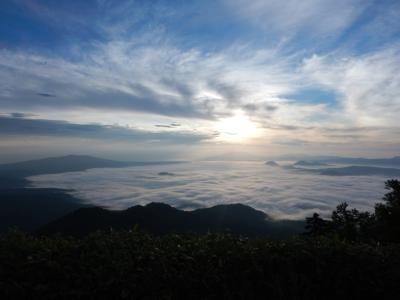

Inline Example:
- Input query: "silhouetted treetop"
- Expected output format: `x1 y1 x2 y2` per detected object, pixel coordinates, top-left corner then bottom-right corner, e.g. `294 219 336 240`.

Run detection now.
306 179 400 243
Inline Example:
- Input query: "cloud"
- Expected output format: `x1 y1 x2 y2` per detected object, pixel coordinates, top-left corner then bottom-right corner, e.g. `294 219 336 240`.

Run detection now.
302 46 400 126
2 40 397 149
30 160 387 219
0 41 304 121
0 0 399 157
224 0 367 39
2 36 397 151
154 123 181 128
9 112 36 118
37 93 56 97
0 115 210 144
155 125 174 128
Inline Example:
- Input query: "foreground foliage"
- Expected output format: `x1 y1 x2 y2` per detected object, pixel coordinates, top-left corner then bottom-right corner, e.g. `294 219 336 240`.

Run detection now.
1 230 400 299
306 179 400 243
1 180 399 299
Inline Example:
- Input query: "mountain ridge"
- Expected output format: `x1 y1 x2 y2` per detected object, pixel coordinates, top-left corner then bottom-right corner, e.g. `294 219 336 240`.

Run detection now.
293 160 329 167
314 156 400 167
39 202 305 238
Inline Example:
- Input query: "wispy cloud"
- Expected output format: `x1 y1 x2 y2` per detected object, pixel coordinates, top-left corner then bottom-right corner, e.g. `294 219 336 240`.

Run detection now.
302 46 400 126
0 114 210 144
0 0 399 158
224 0 368 41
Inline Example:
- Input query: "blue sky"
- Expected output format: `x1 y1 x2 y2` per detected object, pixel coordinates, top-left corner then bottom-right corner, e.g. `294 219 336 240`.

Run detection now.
0 0 399 162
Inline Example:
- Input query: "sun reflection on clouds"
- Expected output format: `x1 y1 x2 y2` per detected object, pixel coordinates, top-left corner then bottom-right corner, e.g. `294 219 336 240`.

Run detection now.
214 110 261 143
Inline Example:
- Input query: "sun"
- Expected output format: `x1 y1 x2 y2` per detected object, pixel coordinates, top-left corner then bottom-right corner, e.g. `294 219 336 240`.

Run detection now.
215 111 260 142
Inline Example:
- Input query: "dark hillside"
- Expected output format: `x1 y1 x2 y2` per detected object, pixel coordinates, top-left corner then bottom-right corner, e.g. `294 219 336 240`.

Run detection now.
0 188 85 232
39 203 304 238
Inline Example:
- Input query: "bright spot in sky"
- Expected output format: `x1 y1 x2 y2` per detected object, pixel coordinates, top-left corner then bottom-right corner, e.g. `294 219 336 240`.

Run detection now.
215 111 260 142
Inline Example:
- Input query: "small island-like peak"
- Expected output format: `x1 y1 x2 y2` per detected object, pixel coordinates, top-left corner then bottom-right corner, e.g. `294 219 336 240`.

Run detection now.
265 161 280 167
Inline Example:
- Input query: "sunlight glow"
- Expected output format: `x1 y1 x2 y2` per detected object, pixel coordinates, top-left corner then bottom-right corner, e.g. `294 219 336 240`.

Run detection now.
215 111 260 143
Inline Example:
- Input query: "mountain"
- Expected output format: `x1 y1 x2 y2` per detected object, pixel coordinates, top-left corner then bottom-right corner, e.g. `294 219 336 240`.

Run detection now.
293 160 329 167
0 155 184 233
265 161 280 167
293 165 400 177
315 156 400 167
0 155 182 178
316 166 400 177
0 188 86 233
39 202 305 238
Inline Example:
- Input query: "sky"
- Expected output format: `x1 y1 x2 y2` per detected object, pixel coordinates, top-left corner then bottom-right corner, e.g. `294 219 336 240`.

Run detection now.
0 0 399 162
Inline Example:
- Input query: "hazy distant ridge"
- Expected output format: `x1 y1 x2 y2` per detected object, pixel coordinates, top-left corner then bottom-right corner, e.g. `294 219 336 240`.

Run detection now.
316 166 400 177
293 160 329 167
315 156 400 167
0 155 183 178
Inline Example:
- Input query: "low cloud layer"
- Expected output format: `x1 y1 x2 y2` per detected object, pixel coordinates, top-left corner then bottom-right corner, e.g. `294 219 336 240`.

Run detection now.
30 161 389 220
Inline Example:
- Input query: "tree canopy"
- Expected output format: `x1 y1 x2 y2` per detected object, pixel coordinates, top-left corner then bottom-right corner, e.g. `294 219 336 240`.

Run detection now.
305 179 400 243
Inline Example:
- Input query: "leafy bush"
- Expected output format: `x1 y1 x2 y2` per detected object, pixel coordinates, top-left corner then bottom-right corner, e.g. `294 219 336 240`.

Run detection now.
1 229 400 299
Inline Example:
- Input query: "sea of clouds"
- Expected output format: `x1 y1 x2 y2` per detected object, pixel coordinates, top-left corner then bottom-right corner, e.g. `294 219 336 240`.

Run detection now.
29 161 391 220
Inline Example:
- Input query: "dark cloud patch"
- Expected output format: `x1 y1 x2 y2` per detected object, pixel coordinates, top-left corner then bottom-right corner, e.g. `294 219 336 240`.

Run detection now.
262 124 315 131
9 112 36 118
321 126 381 133
272 138 311 146
275 124 301 131
242 103 277 114
155 122 182 128
37 93 56 97
158 172 175 176
159 78 195 99
265 105 278 111
242 103 258 112
81 88 214 119
0 115 210 144
324 134 364 140
207 81 244 105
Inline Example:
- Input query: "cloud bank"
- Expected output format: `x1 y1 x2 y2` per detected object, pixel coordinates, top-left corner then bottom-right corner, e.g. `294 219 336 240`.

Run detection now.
30 161 389 220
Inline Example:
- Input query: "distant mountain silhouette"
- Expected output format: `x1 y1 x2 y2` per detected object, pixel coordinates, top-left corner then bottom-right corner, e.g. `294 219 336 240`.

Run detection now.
294 165 400 177
265 161 280 167
0 155 182 178
293 160 329 167
39 203 305 238
316 166 400 176
0 155 185 233
315 156 400 167
0 188 86 233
